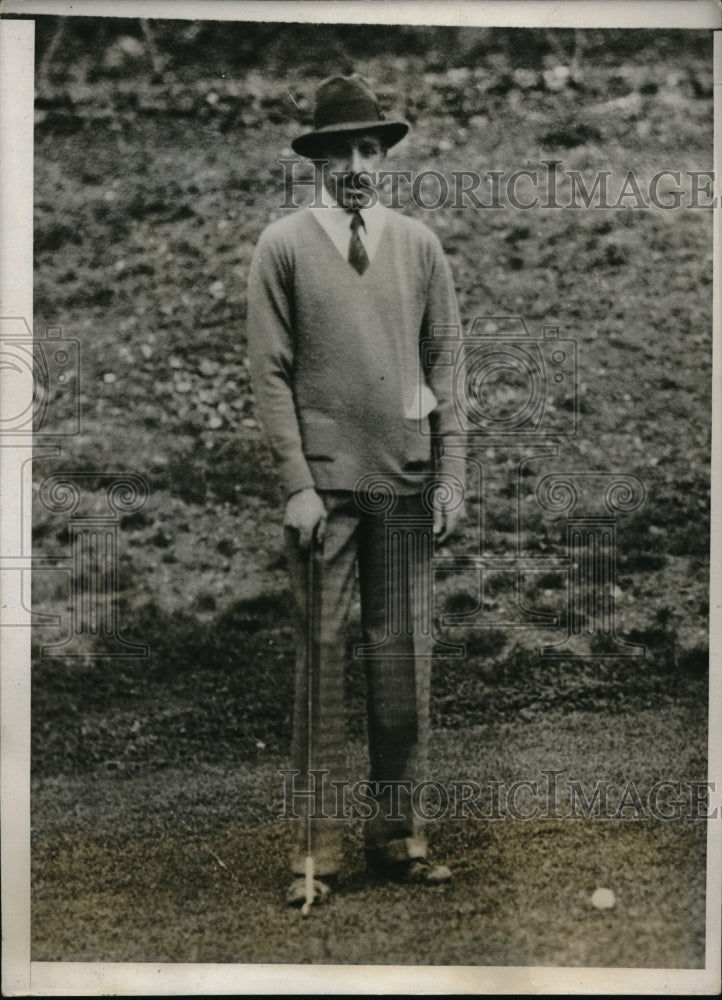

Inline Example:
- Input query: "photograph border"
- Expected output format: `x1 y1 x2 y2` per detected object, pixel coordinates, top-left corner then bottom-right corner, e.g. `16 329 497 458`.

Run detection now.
1 1 720 994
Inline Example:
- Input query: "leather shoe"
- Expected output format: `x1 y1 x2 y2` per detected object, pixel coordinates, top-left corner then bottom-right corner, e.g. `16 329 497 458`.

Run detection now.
367 854 452 884
395 858 452 884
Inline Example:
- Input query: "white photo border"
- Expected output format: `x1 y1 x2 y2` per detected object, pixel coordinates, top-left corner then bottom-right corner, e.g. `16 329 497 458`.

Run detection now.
1 2 720 995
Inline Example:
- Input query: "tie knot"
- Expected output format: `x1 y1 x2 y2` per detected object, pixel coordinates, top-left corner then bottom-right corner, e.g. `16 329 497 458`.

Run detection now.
349 211 364 233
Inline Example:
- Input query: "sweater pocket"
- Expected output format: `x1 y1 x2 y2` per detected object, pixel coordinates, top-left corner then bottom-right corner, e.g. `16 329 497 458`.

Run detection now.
299 408 339 463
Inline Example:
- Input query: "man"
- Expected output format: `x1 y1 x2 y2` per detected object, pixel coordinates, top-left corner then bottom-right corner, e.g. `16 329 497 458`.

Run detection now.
247 74 464 905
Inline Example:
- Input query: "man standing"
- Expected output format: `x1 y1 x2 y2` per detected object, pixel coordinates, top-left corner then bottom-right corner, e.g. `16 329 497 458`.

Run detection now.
247 75 464 905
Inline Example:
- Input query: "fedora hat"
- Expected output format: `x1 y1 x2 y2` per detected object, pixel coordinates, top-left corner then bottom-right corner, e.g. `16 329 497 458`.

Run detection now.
291 74 409 158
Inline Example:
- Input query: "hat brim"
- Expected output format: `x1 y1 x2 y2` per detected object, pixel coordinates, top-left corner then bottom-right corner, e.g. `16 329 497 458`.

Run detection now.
291 120 409 158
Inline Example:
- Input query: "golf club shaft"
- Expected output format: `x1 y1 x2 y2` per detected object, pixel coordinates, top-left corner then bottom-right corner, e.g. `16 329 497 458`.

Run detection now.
304 528 318 910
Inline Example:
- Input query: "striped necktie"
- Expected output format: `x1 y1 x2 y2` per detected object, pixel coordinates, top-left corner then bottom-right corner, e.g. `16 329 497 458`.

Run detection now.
348 211 370 275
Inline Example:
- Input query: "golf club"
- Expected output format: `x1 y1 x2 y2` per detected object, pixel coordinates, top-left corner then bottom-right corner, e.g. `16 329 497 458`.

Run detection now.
301 527 319 917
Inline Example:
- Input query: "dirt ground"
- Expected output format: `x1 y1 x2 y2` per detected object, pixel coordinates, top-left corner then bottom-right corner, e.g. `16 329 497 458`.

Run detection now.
25 21 713 970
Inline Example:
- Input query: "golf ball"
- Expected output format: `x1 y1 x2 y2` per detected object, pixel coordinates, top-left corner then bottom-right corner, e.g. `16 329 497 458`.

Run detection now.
591 887 616 909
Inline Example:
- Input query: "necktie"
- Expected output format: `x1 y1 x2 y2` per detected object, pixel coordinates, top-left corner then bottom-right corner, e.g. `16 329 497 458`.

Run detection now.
348 211 370 275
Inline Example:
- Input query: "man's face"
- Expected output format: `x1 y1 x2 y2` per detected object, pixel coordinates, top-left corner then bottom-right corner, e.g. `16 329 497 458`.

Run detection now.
315 131 386 210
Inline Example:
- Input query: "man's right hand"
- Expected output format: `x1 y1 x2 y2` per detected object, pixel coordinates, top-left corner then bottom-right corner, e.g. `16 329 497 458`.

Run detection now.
284 487 326 549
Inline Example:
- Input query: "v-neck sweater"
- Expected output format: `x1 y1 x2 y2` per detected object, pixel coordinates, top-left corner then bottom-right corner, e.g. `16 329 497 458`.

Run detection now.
309 201 386 261
248 207 461 496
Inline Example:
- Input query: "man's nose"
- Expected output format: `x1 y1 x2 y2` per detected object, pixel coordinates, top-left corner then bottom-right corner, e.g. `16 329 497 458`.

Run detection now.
350 147 365 174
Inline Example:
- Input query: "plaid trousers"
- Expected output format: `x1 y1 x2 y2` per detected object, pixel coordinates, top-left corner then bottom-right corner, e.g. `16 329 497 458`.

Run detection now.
286 488 434 875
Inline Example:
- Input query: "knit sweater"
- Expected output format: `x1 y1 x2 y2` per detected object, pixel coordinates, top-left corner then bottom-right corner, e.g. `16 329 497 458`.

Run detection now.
247 207 461 496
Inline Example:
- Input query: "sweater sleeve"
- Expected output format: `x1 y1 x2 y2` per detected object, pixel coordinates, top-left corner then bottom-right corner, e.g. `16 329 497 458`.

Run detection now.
247 227 315 497
421 235 467 477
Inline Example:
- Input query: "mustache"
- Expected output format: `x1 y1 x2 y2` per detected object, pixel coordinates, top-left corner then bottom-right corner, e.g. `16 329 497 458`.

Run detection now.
332 171 376 189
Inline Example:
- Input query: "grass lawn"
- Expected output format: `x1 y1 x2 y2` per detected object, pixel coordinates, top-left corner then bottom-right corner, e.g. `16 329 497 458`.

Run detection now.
32 703 707 966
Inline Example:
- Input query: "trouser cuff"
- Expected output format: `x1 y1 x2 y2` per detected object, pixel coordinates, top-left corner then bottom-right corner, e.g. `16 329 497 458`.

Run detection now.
364 835 428 868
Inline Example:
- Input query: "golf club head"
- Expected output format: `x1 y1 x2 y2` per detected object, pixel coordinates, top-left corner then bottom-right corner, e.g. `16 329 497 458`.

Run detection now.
286 876 332 911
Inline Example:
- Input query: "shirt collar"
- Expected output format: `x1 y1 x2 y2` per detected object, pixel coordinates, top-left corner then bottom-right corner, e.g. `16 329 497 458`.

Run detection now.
310 198 387 258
